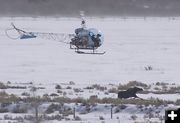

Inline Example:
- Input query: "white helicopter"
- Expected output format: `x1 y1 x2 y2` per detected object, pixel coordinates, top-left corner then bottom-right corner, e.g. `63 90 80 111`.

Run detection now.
6 12 105 55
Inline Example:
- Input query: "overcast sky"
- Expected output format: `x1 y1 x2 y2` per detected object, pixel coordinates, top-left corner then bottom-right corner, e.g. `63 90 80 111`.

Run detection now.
0 0 180 17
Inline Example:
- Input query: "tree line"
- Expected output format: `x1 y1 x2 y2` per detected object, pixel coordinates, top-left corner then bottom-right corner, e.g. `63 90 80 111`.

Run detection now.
0 0 180 16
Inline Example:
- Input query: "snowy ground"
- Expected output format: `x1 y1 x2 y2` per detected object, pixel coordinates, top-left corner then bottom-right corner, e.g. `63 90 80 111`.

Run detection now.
2 81 180 101
0 17 180 84
0 77 180 123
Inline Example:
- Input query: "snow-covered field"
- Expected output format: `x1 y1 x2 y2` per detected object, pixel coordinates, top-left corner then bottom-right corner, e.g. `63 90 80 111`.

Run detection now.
0 80 179 123
1 17 180 84
0 17 180 123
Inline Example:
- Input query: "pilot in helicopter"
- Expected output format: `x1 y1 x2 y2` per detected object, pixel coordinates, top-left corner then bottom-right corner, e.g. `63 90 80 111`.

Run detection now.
91 33 101 47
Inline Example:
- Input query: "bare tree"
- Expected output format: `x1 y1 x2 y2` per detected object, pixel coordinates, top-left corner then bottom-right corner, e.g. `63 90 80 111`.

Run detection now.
30 86 41 123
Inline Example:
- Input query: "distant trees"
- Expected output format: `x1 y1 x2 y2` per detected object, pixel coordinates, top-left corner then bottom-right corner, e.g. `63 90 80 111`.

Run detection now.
0 0 180 16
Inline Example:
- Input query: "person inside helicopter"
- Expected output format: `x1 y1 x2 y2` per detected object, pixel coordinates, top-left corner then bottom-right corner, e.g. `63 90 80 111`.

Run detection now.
91 34 101 47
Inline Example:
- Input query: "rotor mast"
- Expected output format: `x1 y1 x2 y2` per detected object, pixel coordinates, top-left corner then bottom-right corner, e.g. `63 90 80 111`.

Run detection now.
80 11 86 29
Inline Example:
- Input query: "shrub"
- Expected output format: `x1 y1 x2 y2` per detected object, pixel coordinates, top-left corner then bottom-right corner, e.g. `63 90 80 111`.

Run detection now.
168 86 180 93
50 93 59 97
43 114 63 121
65 117 71 121
1 102 12 108
55 85 62 89
66 86 72 89
104 92 109 95
7 94 20 103
127 81 148 88
80 105 91 114
45 103 64 114
114 108 120 113
46 103 58 114
0 82 7 89
146 112 155 119
21 92 30 96
12 106 27 113
30 86 37 92
0 108 8 113
175 99 180 105
7 81 11 84
84 86 94 89
92 84 107 91
37 87 45 89
73 88 82 93
144 66 153 71
154 87 161 91
14 116 24 122
24 115 34 121
73 98 86 104
118 81 148 90
131 115 137 120
162 85 168 91
0 91 21 103
63 92 67 96
43 93 49 97
69 81 75 85
62 108 73 116
57 90 63 94
156 82 168 86
7 86 26 89
89 95 98 100
89 95 98 104
53 97 71 103
108 88 118 93
4 114 13 120
52 114 63 121
74 116 81 121
99 116 105 120
119 104 127 110
114 104 127 113
0 91 9 97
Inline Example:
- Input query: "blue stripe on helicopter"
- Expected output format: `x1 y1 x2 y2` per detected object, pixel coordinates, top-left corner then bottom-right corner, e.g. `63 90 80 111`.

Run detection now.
20 34 37 39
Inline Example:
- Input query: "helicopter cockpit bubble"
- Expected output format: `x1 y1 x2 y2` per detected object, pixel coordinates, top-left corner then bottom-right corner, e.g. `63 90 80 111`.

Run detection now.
88 28 104 46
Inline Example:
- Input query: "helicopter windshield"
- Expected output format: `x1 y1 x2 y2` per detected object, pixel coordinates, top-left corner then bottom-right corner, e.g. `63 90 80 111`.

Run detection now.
88 28 104 45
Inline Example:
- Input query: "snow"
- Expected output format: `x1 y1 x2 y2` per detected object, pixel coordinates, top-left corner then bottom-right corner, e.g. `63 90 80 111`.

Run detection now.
1 17 180 84
0 102 178 123
138 93 180 102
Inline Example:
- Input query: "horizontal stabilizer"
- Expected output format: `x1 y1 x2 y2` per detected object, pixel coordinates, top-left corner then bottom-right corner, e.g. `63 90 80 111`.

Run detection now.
20 33 37 39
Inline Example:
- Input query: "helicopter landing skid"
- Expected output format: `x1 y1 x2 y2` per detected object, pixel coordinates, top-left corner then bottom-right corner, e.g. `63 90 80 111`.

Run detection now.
75 50 106 55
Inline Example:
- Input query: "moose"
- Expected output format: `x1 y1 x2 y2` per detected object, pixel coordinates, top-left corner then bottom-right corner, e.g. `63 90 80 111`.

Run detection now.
118 87 143 99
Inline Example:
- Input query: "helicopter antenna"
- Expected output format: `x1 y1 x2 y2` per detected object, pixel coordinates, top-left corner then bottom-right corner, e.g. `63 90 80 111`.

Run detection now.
80 11 86 29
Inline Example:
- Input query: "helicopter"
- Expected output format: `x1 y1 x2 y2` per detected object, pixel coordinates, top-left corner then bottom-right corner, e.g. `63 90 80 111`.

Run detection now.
5 12 105 55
